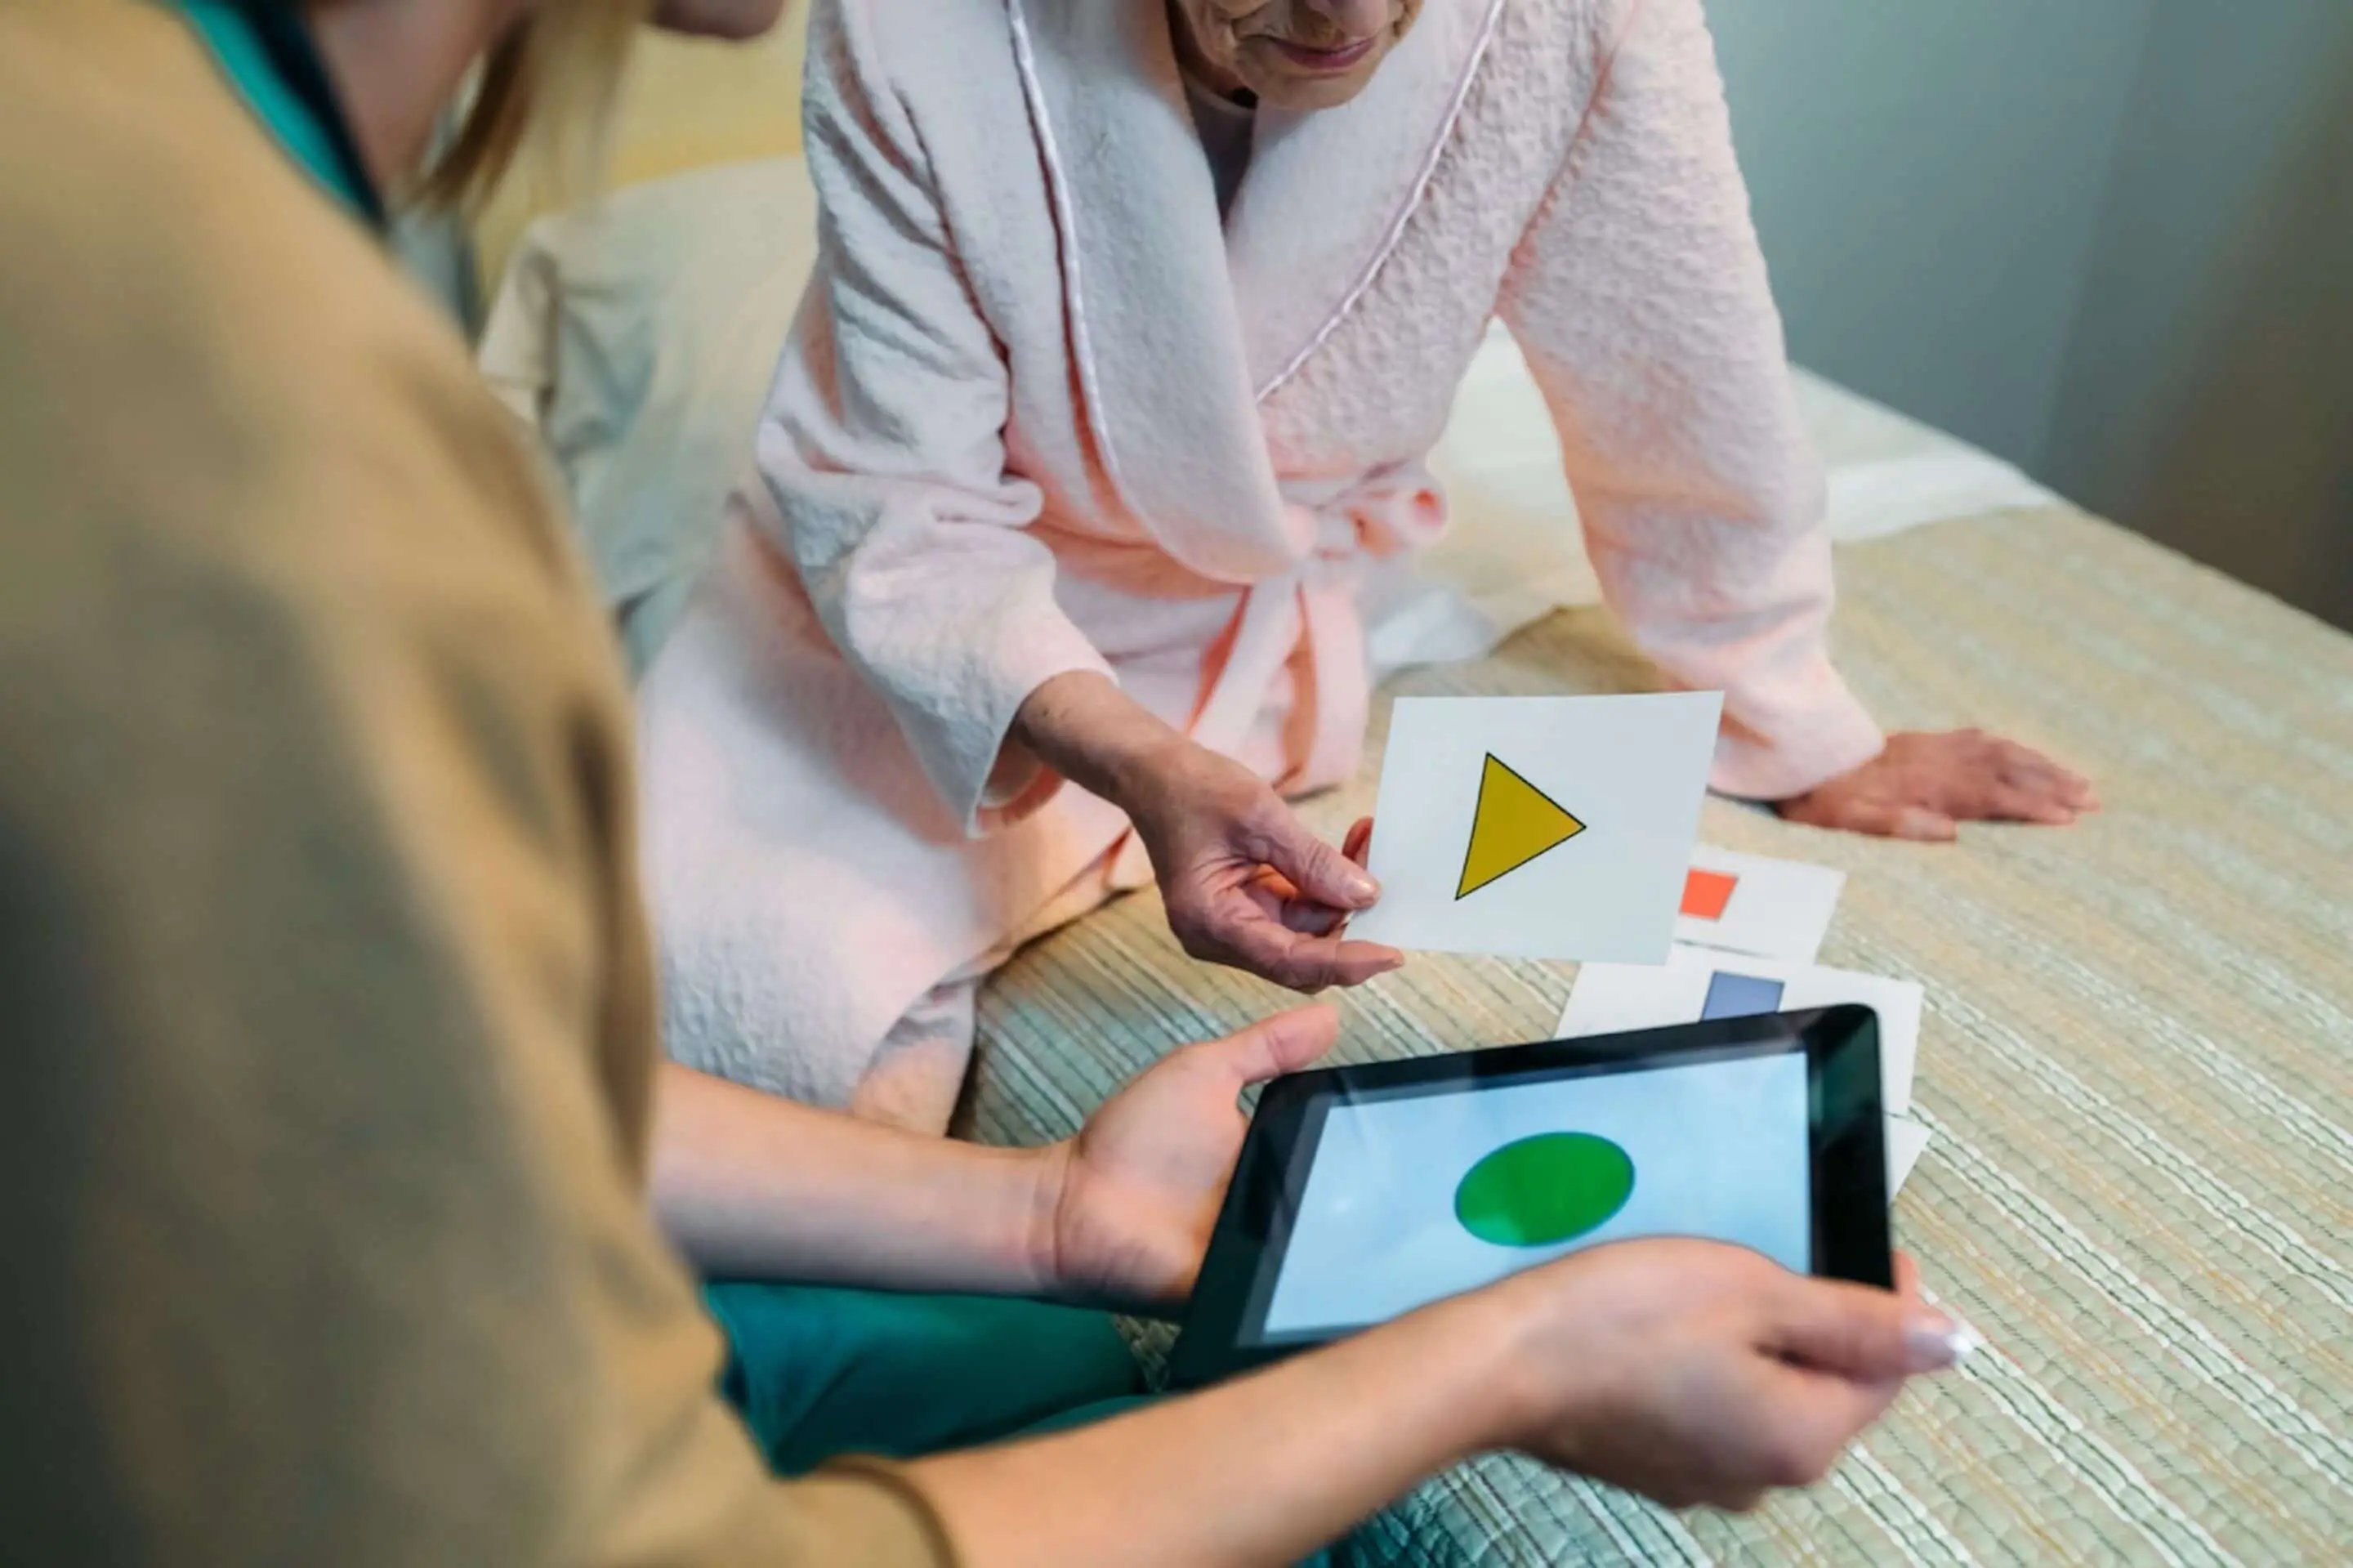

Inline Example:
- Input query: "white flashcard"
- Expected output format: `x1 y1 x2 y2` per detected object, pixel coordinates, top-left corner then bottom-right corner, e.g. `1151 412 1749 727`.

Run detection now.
1675 845 1846 965
1885 1116 1932 1195
1556 944 1924 1118
1350 693 1721 963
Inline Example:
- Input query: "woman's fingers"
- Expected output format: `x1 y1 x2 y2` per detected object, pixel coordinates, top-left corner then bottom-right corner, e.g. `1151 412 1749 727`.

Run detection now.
1918 734 2096 824
1278 901 1346 937
1249 807 1380 912
1977 762 2078 824
1886 802 1960 841
1227 837 1402 987
1150 778 1399 989
1991 744 2098 820
1216 914 1402 992
1994 789 2080 826
1341 815 1373 865
1792 792 1957 842
1327 937 1406 986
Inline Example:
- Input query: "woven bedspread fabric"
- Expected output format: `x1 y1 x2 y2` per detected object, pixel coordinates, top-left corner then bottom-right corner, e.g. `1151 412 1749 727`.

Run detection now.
961 508 2353 1566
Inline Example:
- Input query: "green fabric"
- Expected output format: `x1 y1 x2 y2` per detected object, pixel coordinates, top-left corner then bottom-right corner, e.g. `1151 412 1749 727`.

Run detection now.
704 1280 1145 1476
168 1 368 217
708 1282 1334 1565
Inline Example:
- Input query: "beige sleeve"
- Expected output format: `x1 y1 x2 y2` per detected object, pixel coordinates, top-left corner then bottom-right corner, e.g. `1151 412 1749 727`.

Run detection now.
0 20 955 1544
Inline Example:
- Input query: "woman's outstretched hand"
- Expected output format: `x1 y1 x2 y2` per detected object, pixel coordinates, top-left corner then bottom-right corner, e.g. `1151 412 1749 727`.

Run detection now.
1128 748 1399 992
1013 671 1402 993
1776 729 2098 841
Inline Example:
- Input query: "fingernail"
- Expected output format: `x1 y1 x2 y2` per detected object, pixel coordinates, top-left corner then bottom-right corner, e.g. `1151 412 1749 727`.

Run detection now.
1904 1312 1983 1373
1345 870 1379 904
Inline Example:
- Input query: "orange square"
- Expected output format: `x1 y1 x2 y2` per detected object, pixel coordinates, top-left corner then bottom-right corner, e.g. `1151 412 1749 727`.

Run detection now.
1681 869 1738 921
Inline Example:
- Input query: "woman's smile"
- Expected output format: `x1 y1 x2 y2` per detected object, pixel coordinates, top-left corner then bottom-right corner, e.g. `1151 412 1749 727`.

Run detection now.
1264 32 1377 73
1172 0 1418 109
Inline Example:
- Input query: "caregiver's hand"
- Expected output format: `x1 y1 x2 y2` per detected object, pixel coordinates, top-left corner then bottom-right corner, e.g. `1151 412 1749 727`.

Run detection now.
1488 1244 1960 1511
1775 729 2099 842
1038 1003 1339 1312
1013 672 1404 992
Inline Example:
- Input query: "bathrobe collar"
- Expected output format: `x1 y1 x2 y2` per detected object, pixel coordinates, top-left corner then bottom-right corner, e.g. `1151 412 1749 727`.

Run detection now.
1008 0 1502 583
1228 0 1506 398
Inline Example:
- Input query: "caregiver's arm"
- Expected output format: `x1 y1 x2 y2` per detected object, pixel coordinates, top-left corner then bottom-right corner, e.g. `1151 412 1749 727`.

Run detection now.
1497 0 2092 836
650 1064 1058 1292
653 1006 1342 1307
915 1243 1965 1566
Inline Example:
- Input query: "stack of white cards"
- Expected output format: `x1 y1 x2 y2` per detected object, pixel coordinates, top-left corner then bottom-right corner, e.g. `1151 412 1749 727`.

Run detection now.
1556 846 1936 1197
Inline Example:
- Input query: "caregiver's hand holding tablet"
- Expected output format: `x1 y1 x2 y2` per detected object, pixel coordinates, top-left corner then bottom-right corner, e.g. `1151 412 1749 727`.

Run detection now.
1467 1242 1952 1512
1171 1005 1959 1373
989 1003 1975 1525
921 1235 1967 1538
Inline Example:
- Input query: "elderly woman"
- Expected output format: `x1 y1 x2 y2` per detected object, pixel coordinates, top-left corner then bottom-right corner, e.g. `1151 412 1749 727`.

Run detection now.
641 0 2095 1123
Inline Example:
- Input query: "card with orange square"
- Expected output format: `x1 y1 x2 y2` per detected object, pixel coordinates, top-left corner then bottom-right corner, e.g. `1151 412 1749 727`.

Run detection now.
1673 846 1845 964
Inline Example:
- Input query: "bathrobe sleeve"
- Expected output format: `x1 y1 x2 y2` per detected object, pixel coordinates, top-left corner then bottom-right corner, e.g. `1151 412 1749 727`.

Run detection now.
1496 0 1884 801
755 0 1114 835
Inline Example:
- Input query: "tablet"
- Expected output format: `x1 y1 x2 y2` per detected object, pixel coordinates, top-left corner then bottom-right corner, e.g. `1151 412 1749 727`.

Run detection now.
1168 1006 1891 1388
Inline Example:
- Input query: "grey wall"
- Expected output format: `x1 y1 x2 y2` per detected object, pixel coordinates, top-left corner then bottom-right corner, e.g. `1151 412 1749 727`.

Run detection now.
1706 0 2152 468
1708 0 2353 631
2043 2 2353 632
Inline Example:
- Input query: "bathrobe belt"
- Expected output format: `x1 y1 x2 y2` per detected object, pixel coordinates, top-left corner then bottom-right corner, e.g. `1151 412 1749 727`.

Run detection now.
1190 547 1368 795
1037 488 1440 798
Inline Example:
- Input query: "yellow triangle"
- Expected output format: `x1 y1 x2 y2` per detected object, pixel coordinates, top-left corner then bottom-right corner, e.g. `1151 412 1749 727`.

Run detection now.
1456 754 1587 900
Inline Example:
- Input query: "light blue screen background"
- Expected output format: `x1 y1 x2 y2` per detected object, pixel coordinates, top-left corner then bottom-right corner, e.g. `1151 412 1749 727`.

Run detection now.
1258 1053 1811 1338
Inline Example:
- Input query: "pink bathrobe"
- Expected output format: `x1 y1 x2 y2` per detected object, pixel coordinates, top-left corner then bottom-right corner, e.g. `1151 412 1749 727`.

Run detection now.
638 0 1885 1115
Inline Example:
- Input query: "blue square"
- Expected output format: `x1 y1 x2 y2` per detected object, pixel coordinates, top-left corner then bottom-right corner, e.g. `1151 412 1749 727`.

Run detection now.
1700 971 1786 1021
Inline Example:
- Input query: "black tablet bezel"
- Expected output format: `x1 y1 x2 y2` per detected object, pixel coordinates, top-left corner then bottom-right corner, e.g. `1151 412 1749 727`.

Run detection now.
1168 1005 1891 1389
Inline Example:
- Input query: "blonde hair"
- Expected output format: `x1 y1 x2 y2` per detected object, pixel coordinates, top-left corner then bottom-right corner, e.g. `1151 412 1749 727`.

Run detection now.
417 0 655 211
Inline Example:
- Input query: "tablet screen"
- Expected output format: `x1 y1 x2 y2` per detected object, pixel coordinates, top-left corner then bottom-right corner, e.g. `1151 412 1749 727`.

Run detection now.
1250 1046 1811 1344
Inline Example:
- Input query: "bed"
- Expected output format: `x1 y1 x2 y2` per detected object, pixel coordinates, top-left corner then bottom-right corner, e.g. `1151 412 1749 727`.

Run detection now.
475 67 2353 1560
965 504 2353 1566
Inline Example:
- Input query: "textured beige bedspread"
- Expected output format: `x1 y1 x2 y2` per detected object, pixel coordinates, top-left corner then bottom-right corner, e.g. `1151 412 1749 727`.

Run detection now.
962 508 2353 1566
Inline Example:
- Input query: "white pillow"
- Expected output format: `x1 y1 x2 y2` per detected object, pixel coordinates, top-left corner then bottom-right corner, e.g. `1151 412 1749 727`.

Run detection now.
479 157 817 672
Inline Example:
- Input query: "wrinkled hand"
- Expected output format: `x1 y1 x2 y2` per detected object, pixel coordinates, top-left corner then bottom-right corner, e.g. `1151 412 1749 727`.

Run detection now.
1038 1005 1341 1312
1127 740 1401 992
1777 729 2098 841
1488 1243 1963 1512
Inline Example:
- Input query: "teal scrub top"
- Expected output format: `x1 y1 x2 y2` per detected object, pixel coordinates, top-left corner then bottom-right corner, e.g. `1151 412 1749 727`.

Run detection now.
169 0 382 226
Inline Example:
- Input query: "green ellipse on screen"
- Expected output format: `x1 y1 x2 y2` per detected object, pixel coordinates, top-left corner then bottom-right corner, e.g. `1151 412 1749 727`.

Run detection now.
1453 1132 1636 1248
